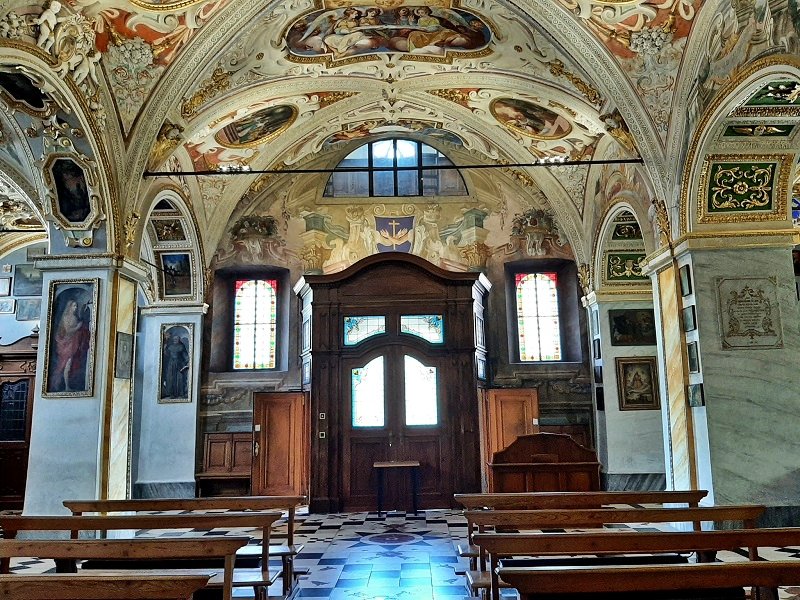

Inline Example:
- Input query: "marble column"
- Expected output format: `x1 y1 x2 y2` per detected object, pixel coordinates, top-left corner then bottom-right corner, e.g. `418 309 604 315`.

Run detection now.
24 256 146 515
584 292 666 491
132 305 206 499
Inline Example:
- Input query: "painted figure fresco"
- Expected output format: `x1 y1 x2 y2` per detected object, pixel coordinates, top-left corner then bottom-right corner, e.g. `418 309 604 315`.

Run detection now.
286 5 490 61
45 282 95 395
160 324 191 401
51 158 91 223
215 105 297 147
491 98 572 139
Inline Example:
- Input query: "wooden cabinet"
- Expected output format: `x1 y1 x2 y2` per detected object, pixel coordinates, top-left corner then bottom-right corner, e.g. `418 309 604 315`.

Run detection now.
482 388 539 491
196 433 252 496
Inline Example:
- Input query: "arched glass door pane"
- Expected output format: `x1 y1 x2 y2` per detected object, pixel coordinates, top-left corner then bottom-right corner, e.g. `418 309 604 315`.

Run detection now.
352 356 385 427
404 355 437 426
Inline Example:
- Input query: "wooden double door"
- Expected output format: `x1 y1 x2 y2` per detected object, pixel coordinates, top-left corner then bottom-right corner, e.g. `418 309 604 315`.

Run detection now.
342 345 451 511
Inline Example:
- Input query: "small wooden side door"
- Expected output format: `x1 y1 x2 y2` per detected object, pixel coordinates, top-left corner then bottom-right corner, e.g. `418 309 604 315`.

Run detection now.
483 388 539 490
252 392 308 496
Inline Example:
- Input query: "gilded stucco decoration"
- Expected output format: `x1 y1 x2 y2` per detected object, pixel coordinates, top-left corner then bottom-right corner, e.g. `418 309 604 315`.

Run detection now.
605 252 648 282
696 154 793 224
0 197 43 231
284 1 492 66
510 208 566 256
322 119 464 149
214 214 292 266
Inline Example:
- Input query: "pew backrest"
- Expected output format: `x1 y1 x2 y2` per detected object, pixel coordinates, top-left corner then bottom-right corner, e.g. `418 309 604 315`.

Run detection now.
454 490 708 510
63 496 306 544
0 572 212 600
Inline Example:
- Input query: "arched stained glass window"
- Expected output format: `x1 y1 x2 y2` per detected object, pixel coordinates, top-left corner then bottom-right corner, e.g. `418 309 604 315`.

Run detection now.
233 279 277 369
515 272 561 361
323 139 468 197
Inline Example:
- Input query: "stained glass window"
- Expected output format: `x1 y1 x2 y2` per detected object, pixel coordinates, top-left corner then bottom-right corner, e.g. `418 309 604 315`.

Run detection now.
404 355 437 426
233 279 277 369
344 316 386 346
400 315 444 343
352 356 385 427
515 272 561 361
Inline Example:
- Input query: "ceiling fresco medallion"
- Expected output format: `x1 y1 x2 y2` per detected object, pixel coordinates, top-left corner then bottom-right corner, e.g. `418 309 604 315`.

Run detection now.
490 98 572 140
285 1 492 66
215 105 298 148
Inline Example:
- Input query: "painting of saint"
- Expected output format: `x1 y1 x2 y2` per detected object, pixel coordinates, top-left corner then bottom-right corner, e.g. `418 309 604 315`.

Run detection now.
215 105 298 147
159 252 192 297
159 324 192 402
44 280 97 397
51 158 91 223
491 98 572 139
615 357 659 410
286 5 490 62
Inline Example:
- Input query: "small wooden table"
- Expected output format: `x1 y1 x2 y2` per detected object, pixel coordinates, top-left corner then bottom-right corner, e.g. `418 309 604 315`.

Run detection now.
373 461 420 516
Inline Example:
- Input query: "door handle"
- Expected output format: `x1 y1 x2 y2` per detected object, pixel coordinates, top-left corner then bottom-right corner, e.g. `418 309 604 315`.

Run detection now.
253 441 260 457
388 432 394 448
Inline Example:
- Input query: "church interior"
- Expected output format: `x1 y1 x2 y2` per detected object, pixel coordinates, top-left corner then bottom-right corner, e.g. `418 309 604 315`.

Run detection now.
1 0 800 596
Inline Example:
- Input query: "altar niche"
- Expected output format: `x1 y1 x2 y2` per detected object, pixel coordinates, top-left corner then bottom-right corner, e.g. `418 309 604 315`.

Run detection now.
297 253 489 513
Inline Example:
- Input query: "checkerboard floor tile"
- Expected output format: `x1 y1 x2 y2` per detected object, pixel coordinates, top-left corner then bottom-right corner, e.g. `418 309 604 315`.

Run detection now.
6 508 800 600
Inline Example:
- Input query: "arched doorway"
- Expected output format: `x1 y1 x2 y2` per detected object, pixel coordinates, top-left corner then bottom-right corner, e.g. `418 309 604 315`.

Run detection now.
297 253 489 512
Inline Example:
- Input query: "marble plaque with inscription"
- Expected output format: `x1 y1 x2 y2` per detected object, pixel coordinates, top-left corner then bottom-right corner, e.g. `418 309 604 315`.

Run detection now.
716 277 783 349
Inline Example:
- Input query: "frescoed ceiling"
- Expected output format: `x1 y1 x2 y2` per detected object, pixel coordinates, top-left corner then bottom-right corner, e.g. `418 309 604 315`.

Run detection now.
0 0 798 260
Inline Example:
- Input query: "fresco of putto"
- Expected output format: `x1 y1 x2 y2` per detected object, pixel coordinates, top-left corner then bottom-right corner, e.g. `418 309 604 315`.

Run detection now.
285 3 491 62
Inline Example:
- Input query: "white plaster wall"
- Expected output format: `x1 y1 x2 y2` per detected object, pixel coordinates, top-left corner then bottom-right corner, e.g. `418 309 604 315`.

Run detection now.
134 310 202 488
24 264 112 515
690 246 800 505
598 301 666 474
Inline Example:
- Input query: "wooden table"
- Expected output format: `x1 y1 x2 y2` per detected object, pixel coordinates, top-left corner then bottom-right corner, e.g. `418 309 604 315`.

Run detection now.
373 461 420 516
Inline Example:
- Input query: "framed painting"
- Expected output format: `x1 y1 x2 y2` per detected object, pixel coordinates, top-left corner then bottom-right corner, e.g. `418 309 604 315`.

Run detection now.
159 323 193 403
592 338 601 360
593 365 603 384
615 356 660 411
687 341 700 373
13 264 43 296
114 332 134 380
682 306 697 332
679 265 693 296
609 309 657 346
0 277 10 296
158 252 193 298
16 298 41 321
42 153 102 232
42 279 99 397
0 298 14 313
688 383 705 407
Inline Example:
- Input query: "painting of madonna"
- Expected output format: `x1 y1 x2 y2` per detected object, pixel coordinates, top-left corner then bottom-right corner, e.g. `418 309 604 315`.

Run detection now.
45 281 97 396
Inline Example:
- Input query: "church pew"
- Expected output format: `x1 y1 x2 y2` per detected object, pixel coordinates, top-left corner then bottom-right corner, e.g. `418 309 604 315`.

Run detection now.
498 561 800 600
63 495 306 594
0 513 282 599
0 537 247 600
0 572 212 600
453 490 708 568
462 504 765 598
474 527 800 600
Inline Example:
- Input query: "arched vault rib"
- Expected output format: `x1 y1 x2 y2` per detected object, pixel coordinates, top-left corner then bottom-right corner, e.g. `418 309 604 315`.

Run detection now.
126 0 666 218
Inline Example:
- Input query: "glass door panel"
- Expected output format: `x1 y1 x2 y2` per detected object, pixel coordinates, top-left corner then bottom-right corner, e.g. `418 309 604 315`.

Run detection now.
404 355 437 426
351 356 385 427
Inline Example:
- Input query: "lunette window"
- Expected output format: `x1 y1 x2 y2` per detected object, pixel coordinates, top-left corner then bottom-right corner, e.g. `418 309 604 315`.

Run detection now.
324 139 468 197
515 272 562 361
233 279 277 369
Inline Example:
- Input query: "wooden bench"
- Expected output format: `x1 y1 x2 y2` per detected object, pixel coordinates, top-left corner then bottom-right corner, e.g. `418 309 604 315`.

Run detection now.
453 490 709 569
0 538 247 600
499 561 800 600
475 527 800 600
0 513 282 600
462 504 765 599
63 495 306 595
0 572 212 600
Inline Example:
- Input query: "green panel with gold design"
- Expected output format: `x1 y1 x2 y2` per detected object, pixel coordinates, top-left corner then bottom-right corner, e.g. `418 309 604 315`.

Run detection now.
605 253 647 282
706 161 776 215
745 80 800 106
723 124 795 137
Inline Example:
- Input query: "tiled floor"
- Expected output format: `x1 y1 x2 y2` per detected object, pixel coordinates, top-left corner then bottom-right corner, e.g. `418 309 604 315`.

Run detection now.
7 508 800 600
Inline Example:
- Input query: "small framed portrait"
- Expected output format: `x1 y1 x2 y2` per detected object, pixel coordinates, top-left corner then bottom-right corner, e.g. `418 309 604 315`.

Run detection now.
688 383 705 407
16 298 41 321
595 386 605 411
679 265 693 296
13 264 43 296
687 341 700 373
26 246 47 262
114 332 134 380
159 323 193 403
615 356 660 411
682 305 697 332
42 279 99 397
158 252 193 298
592 338 601 360
609 309 657 346
593 365 603 384
42 153 102 231
0 298 15 313
0 277 10 296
